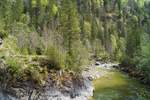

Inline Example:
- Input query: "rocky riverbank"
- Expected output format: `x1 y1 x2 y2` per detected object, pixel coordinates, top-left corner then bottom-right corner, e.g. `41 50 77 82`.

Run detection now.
116 63 150 85
0 63 93 100
0 72 93 100
0 60 119 100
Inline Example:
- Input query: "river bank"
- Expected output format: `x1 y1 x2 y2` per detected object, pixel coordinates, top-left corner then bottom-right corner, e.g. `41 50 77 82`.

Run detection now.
0 71 93 100
116 63 150 85
0 60 118 100
0 60 150 100
0 60 95 100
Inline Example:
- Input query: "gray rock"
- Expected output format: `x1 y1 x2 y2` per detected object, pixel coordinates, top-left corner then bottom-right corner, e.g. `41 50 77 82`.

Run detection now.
95 62 100 66
0 76 93 100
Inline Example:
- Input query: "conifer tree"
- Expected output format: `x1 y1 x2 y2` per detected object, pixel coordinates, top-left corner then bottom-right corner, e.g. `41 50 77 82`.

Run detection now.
12 0 24 21
60 0 88 73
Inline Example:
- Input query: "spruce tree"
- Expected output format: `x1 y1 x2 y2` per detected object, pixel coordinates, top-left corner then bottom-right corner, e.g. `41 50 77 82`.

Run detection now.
60 0 88 74
11 0 23 21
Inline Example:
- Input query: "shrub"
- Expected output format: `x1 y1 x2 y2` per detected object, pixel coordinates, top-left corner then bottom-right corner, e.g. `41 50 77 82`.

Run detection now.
45 43 66 70
66 42 89 74
0 20 8 38
27 32 43 54
2 36 20 56
11 22 43 55
0 30 7 38
24 65 48 86
5 57 22 76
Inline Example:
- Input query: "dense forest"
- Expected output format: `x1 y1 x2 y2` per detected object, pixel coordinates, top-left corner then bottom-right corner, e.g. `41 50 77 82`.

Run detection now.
0 0 150 100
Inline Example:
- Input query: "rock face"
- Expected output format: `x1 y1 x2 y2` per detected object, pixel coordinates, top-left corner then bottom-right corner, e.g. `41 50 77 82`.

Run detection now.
0 90 16 100
0 77 93 100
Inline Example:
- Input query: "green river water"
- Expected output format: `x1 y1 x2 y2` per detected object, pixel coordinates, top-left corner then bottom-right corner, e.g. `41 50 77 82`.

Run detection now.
92 68 150 100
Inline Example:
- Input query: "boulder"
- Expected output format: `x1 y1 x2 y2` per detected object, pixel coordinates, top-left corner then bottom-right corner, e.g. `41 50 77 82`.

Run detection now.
95 62 101 66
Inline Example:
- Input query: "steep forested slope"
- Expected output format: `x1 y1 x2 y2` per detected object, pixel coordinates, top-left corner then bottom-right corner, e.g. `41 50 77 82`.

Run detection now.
0 0 150 86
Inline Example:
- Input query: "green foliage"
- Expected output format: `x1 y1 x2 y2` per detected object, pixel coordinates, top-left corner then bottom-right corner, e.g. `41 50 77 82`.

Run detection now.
0 30 7 38
32 0 48 6
0 0 12 28
45 44 65 70
82 21 91 44
5 57 22 76
48 0 58 17
66 42 89 74
0 0 24 30
60 0 81 48
138 33 150 82
111 34 126 62
91 19 98 43
92 39 109 60
0 21 8 38
11 0 24 21
10 22 43 54
126 16 141 59
59 0 89 74
2 36 20 55
117 0 128 9
137 0 146 8
25 65 48 86
20 14 30 24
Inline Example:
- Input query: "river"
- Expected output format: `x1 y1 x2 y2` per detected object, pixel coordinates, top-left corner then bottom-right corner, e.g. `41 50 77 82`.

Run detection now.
92 66 150 100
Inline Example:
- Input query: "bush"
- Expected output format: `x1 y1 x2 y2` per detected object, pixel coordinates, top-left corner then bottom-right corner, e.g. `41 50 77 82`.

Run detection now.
11 22 43 55
66 42 89 74
2 36 20 55
27 32 43 54
0 20 8 38
24 65 48 86
45 43 66 70
5 57 22 76
0 30 7 38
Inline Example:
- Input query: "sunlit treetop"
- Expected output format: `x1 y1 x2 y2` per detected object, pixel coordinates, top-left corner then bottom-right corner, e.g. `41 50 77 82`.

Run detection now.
32 0 48 7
